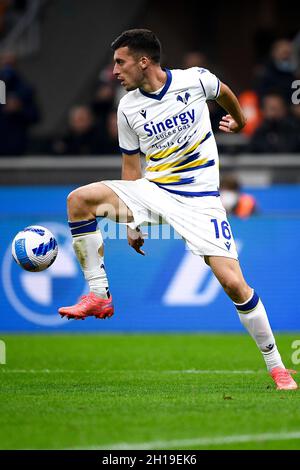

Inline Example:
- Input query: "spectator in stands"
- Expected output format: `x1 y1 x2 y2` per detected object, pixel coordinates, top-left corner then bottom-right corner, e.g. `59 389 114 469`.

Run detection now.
182 50 208 69
0 0 27 39
290 103 300 149
220 175 257 218
293 30 300 74
97 110 119 154
52 105 102 156
91 81 115 127
96 58 125 111
291 103 300 124
0 0 10 38
248 93 300 153
238 90 262 136
254 38 297 104
0 51 40 155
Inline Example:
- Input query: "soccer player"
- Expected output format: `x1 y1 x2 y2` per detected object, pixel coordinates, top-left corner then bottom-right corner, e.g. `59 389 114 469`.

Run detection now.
59 29 297 391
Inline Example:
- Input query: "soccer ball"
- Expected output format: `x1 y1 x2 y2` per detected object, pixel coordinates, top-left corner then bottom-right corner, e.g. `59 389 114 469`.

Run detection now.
12 225 58 272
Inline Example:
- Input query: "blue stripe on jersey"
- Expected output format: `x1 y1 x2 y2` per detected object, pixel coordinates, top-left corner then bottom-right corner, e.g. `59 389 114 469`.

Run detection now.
139 69 172 101
184 146 200 157
153 183 220 197
234 291 259 313
122 111 131 128
15 238 36 271
173 152 200 167
215 79 221 99
119 147 140 155
177 140 190 152
172 159 215 173
199 78 206 97
201 130 212 144
183 131 211 157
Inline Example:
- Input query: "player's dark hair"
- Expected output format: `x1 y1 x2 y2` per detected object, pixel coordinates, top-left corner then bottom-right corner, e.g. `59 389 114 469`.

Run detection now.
111 29 161 63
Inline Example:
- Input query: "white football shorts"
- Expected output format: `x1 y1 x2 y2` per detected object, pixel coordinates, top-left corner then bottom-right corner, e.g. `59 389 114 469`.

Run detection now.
102 178 238 259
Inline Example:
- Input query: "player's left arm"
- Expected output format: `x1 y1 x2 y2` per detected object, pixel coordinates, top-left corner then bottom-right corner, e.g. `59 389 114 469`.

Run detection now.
216 83 247 133
122 152 142 181
121 152 146 256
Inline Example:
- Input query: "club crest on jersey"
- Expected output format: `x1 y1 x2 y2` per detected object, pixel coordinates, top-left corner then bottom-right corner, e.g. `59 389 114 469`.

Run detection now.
176 92 191 105
197 67 207 74
140 109 147 119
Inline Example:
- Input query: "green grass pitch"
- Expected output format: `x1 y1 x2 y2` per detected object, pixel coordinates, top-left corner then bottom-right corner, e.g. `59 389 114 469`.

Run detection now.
1 333 300 450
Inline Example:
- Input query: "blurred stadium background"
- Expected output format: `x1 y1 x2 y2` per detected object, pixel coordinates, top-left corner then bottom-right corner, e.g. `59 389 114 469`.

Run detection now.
0 0 300 451
0 0 299 332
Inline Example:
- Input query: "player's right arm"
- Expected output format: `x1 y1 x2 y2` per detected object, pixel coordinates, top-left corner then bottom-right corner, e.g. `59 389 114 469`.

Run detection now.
216 83 247 133
196 68 246 133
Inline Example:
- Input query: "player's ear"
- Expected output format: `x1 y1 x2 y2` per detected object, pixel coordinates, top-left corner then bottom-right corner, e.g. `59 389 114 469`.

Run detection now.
139 56 149 70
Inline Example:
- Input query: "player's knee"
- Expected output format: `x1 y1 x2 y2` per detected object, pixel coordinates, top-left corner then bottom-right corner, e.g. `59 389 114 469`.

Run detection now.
221 276 244 299
67 187 91 218
67 188 85 209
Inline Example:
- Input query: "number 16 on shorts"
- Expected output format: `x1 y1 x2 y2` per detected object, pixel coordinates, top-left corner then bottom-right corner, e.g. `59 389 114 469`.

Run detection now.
210 219 238 259
210 218 232 240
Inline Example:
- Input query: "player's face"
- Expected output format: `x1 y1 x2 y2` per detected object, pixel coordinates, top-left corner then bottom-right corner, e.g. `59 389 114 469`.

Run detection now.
113 47 144 91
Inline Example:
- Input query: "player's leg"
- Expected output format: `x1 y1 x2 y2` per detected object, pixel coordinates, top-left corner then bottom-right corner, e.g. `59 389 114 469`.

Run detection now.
67 182 134 222
205 256 297 389
59 182 133 320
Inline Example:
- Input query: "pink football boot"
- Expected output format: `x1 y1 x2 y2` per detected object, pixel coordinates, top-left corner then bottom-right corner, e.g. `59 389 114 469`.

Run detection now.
59 292 114 320
270 367 298 390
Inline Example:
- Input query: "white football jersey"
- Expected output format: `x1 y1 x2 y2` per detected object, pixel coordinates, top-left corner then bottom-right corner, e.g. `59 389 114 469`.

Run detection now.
117 67 221 196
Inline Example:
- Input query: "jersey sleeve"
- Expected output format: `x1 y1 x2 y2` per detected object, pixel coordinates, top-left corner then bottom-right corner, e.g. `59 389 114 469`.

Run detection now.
117 106 140 155
197 68 221 101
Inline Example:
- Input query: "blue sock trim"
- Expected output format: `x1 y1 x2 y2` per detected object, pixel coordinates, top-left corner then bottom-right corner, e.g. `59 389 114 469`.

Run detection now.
68 219 98 236
234 290 259 313
68 219 97 228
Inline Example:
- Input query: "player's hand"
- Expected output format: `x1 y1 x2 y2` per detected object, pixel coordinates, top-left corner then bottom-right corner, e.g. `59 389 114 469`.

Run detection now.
127 226 146 256
219 114 244 133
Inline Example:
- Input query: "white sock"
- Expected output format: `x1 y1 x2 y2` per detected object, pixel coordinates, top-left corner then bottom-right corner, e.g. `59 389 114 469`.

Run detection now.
234 290 284 371
69 219 109 299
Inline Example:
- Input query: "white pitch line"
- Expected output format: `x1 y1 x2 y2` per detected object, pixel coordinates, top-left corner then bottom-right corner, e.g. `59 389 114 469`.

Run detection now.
0 369 264 374
166 369 262 374
69 431 300 450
